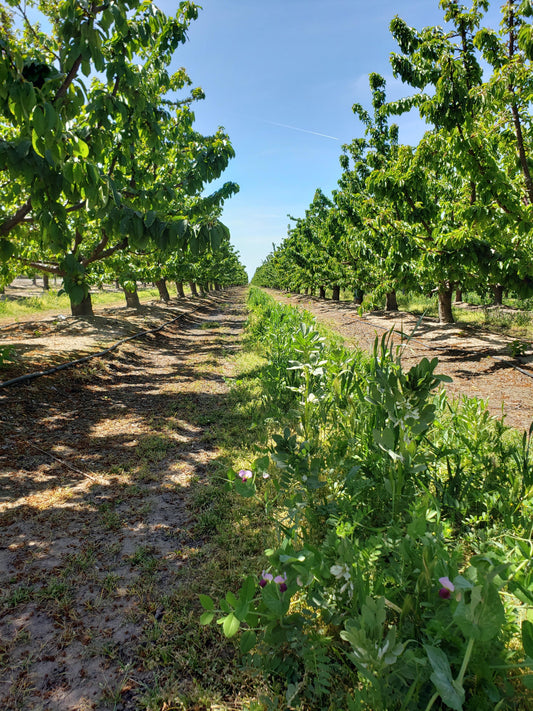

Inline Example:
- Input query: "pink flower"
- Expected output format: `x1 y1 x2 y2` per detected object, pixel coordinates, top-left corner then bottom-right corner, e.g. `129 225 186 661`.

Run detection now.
259 570 273 587
438 576 455 599
274 572 288 592
238 469 253 482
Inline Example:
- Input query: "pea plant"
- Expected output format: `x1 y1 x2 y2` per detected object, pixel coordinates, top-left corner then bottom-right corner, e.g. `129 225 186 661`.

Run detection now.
201 289 533 710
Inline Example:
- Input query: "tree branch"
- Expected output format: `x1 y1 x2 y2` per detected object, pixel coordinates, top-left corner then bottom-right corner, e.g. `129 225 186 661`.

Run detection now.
0 201 32 236
82 237 128 266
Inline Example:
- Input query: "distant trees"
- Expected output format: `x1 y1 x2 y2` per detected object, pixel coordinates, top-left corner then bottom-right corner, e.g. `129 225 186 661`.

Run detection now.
255 1 533 323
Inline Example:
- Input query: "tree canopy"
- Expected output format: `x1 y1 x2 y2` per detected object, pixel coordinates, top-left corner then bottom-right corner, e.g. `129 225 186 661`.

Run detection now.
0 0 241 313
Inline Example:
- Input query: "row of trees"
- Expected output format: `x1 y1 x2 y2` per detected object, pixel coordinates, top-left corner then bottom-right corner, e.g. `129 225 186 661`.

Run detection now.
253 0 533 323
0 0 246 314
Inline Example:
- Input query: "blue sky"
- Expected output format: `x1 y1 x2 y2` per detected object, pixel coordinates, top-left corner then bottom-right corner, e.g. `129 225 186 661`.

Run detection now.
160 0 501 279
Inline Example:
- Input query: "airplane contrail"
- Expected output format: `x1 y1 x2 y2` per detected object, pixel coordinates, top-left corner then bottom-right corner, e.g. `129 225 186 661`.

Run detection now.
263 119 339 141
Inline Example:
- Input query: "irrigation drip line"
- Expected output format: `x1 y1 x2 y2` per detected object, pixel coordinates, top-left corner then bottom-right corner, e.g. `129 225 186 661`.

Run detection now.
0 303 206 389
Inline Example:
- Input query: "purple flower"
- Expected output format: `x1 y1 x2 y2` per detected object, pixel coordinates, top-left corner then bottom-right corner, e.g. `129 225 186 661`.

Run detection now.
438 576 455 599
274 572 287 591
259 570 273 587
238 469 253 482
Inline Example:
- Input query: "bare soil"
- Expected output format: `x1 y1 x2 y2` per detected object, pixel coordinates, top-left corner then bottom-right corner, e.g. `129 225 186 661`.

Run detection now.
0 287 250 710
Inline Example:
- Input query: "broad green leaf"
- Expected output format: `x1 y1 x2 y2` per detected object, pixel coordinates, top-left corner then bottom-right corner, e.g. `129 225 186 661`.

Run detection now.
69 284 86 305
43 102 56 132
222 612 240 638
199 594 214 611
225 591 238 608
73 138 89 158
239 629 256 654
424 645 465 711
0 239 16 259
199 610 214 626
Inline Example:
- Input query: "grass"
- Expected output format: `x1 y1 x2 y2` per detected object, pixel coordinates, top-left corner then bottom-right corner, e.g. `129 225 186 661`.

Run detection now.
397 291 533 339
0 282 198 320
283 287 533 340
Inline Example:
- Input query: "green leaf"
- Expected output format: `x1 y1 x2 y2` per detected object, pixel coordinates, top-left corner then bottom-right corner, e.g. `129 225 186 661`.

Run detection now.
43 102 56 132
522 620 533 659
262 581 289 617
199 610 214 626
225 591 238 608
199 594 214 611
144 210 157 229
32 105 46 136
239 575 258 604
222 612 240 638
0 238 16 259
240 630 257 654
73 137 89 158
69 284 86 305
424 645 465 711
234 479 257 498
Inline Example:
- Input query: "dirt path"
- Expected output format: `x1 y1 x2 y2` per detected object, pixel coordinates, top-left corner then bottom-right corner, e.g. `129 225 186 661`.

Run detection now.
265 290 533 432
0 289 248 710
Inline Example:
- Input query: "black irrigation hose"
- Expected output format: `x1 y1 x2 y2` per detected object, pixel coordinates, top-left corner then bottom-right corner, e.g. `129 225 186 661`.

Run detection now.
0 303 208 389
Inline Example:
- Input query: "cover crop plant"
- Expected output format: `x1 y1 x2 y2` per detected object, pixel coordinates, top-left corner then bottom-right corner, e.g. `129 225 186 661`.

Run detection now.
201 289 533 710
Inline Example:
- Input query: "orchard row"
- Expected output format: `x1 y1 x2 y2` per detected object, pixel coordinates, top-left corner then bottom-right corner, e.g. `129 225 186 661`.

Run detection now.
0 1 246 315
253 1 533 323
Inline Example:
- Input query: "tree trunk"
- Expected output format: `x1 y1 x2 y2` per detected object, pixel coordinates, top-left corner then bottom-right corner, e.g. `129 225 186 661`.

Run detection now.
438 284 454 324
175 281 185 298
319 286 326 299
214 282 221 291
115 279 120 289
455 288 463 303
155 278 170 302
332 285 340 301
70 292 93 316
353 288 364 305
385 290 398 311
492 284 503 306
42 274 50 290
189 281 198 297
124 286 141 308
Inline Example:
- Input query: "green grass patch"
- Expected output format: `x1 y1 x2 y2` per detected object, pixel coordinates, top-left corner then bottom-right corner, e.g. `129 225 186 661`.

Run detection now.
0 285 164 319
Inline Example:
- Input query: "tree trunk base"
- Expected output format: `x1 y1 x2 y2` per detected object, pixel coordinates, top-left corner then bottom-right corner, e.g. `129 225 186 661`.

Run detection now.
438 287 454 324
492 284 503 306
70 292 93 316
156 279 170 302
385 291 398 311
124 287 141 308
